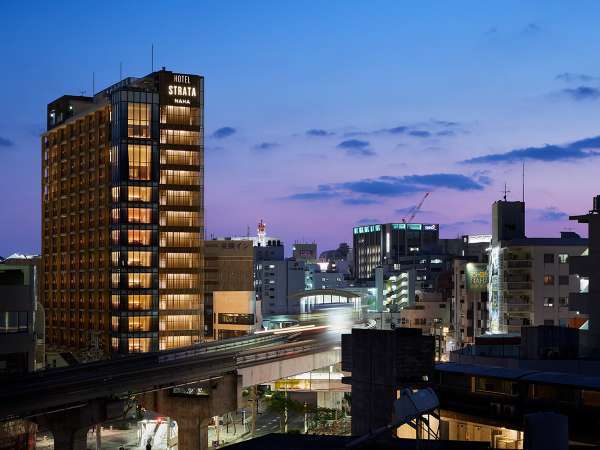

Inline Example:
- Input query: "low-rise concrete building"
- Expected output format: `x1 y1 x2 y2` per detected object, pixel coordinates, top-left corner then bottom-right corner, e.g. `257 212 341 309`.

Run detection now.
212 291 260 340
0 260 44 374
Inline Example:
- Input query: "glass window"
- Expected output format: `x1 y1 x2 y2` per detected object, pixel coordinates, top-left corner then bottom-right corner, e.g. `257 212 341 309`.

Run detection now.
160 252 200 268
159 314 199 331
160 169 200 186
159 232 200 248
111 273 120 288
160 190 199 207
160 106 200 126
127 229 152 246
128 144 151 180
580 277 589 293
159 273 199 289
544 275 555 285
128 208 152 224
159 294 200 310
127 103 151 138
127 251 152 267
127 294 152 310
544 297 554 307
127 273 152 288
159 211 200 227
559 275 569 285
559 296 568 306
544 253 555 263
558 254 569 264
160 149 200 166
128 186 152 202
0 311 28 333
159 335 193 350
128 337 151 353
128 316 152 332
160 129 200 145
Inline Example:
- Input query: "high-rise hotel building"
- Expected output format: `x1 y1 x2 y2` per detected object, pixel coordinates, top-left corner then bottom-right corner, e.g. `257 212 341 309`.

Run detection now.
42 69 204 355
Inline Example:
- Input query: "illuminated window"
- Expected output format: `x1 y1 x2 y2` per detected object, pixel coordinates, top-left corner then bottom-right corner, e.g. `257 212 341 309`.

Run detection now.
111 187 120 202
111 208 120 223
111 273 120 288
160 232 200 248
558 254 569 264
543 297 554 307
127 294 152 310
127 251 152 267
160 294 200 310
111 338 119 351
111 316 119 332
111 295 120 309
128 316 152 332
111 251 120 267
160 129 200 145
127 273 152 288
159 314 199 331
127 103 151 138
111 230 120 245
160 169 200 186
160 149 200 166
159 335 193 350
160 190 199 207
128 337 151 353
159 273 199 289
127 229 152 246
160 106 200 126
128 186 152 202
160 211 200 227
128 208 152 224
128 144 151 180
160 252 199 268
543 275 555 285
580 277 589 293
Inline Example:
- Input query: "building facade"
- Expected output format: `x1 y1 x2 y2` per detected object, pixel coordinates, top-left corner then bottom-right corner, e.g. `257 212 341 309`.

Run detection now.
204 239 254 338
569 195 600 355
256 259 306 316
353 223 439 281
212 291 259 340
452 259 488 346
292 242 317 262
0 262 44 374
487 201 587 335
42 69 204 355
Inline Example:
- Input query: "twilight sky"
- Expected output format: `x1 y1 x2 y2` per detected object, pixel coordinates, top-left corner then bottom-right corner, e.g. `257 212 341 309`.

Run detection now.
2 1 600 256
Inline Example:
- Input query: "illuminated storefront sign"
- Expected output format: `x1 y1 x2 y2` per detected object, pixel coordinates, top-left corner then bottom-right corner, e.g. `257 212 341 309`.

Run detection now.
467 234 492 244
465 263 488 292
353 224 381 234
160 73 201 107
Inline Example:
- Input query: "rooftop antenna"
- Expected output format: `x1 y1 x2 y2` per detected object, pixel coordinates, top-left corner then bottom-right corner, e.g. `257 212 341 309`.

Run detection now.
502 183 511 201
151 44 154 72
522 161 525 203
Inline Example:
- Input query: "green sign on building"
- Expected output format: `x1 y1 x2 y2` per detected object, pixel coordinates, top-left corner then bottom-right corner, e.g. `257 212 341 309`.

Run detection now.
466 263 488 292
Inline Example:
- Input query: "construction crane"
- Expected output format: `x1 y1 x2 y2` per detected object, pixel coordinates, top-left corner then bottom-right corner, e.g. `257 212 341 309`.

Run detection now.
402 192 431 223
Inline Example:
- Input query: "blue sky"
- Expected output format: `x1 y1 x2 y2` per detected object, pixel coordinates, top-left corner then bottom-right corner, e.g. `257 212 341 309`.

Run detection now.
1 1 600 255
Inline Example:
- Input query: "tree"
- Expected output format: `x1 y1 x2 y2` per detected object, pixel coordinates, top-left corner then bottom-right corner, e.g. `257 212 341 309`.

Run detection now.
265 391 304 432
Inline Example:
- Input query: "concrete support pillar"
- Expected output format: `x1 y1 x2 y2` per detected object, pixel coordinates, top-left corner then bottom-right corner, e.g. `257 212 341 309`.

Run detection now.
51 427 88 450
36 399 124 450
137 374 239 450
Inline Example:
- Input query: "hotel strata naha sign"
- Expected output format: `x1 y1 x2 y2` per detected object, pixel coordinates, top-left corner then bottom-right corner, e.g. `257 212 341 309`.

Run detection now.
162 73 200 106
